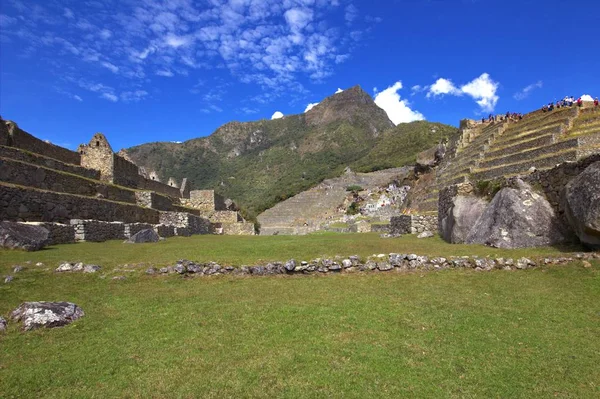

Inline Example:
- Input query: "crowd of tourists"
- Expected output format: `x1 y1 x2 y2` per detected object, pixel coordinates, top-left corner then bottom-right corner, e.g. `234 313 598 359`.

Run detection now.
542 96 599 112
481 112 523 124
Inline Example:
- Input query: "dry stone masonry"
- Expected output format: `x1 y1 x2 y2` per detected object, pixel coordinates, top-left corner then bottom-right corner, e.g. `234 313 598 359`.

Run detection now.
0 118 253 248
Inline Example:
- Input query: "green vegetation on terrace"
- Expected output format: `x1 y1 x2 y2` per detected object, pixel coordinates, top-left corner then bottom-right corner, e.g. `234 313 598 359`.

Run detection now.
0 234 584 270
1 255 598 397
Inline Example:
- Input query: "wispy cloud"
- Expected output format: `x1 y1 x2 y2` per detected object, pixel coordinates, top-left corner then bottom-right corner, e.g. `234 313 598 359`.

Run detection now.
1 0 364 105
514 81 543 100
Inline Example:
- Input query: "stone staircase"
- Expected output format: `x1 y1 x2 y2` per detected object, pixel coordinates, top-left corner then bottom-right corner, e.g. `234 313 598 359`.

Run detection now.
257 167 410 235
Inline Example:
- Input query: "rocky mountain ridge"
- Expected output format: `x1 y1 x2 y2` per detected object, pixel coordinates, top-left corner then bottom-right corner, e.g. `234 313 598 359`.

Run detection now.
125 85 457 220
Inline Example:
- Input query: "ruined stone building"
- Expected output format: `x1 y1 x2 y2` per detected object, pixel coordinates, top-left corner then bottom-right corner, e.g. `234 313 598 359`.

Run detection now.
0 119 253 244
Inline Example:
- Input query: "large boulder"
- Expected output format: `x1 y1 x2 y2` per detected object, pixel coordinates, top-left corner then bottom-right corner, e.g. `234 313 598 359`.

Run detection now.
0 221 49 251
563 161 600 249
466 179 566 248
125 229 160 244
439 196 488 243
10 302 85 331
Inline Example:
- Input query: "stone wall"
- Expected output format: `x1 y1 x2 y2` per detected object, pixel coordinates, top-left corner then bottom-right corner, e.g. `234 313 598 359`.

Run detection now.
159 211 211 234
138 178 182 199
438 182 475 233
0 158 138 204
25 222 75 245
0 146 100 180
371 223 390 233
5 120 81 165
220 222 255 235
124 223 154 238
112 154 141 188
135 191 175 211
79 133 114 182
208 211 240 224
391 214 437 235
0 120 8 146
180 178 190 199
155 224 176 237
183 190 227 211
71 219 126 242
0 184 159 224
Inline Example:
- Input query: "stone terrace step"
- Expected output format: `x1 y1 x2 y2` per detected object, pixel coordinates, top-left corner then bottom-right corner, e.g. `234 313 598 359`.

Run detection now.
0 145 100 180
494 124 563 149
472 149 578 181
0 181 160 224
0 157 138 204
484 133 557 161
478 138 579 169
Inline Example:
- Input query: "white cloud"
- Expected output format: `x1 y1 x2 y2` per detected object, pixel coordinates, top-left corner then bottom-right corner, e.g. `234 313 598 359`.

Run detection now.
271 111 284 120
101 61 119 73
345 5 358 24
514 81 543 100
121 90 148 102
335 88 344 94
427 78 461 97
304 102 319 112
156 69 174 77
284 8 313 31
165 34 191 48
99 29 112 40
460 73 499 113
101 93 118 102
374 81 425 125
63 8 74 19
73 95 83 102
581 94 594 102
424 73 500 113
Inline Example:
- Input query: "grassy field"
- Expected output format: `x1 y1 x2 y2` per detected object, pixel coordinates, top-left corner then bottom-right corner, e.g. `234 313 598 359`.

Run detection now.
1 234 599 398
0 233 586 271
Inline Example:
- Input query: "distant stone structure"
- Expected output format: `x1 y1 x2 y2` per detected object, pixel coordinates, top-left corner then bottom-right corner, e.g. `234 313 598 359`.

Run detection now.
0 120 253 244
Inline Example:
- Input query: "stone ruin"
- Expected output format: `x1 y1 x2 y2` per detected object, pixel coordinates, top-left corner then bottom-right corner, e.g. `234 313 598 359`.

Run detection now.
401 102 600 247
0 119 254 245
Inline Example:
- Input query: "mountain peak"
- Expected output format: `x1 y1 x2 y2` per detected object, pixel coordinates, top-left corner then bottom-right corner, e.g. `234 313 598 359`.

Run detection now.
305 85 393 133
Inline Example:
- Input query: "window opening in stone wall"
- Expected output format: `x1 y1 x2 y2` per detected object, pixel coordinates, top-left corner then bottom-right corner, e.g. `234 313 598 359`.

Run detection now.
96 141 100 147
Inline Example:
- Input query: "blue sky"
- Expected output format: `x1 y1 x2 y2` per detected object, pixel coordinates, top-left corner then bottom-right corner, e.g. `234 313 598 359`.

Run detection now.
1 0 598 151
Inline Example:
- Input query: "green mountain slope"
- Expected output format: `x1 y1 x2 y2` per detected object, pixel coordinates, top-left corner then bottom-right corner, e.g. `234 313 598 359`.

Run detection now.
125 86 457 220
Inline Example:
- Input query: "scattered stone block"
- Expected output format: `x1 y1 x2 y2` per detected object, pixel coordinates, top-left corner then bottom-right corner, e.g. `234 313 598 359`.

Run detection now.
0 221 49 251
10 302 84 331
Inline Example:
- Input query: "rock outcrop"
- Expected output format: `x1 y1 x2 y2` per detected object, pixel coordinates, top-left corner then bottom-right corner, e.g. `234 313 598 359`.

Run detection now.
563 161 600 249
125 228 160 243
0 221 49 251
440 196 488 244
10 302 85 331
466 179 566 248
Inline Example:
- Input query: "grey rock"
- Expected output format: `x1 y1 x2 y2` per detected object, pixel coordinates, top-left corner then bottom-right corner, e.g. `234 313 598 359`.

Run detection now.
328 263 342 272
186 264 202 273
125 229 160 244
563 161 600 249
83 264 101 273
10 301 84 331
13 265 23 273
417 231 434 239
72 262 84 272
377 262 393 271
440 195 488 243
56 262 73 272
5 275 13 283
112 276 126 281
466 179 566 248
284 259 296 272
0 316 7 333
342 259 352 268
159 267 169 274
407 254 418 261
146 267 156 275
174 264 186 274
0 221 50 251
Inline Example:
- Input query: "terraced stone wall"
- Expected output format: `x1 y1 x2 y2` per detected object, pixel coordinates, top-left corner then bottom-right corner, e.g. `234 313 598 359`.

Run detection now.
112 154 141 188
26 222 75 245
209 211 240 223
158 211 211 235
183 190 227 211
0 146 100 179
135 191 175 211
0 184 159 224
5 121 81 165
0 158 137 204
138 177 182 199
220 222 255 235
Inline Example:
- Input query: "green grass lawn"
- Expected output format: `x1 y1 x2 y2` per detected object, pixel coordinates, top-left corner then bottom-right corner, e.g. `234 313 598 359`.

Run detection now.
1 234 599 398
0 233 586 271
